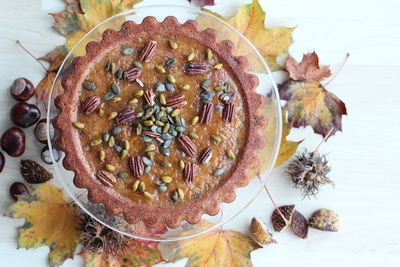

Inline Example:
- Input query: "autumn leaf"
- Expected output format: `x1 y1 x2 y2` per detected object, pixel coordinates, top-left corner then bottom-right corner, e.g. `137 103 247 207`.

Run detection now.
198 0 294 71
9 183 81 267
80 238 164 267
51 0 142 55
280 52 347 137
275 117 303 167
128 220 168 249
165 220 261 267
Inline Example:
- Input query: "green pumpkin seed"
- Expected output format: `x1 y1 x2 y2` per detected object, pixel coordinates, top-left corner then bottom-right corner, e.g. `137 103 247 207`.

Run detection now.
170 109 181 117
110 62 116 74
144 191 152 200
210 134 221 143
103 92 115 100
117 172 128 179
132 180 140 192
124 140 130 150
159 93 166 105
115 69 123 79
129 98 139 106
133 60 143 69
161 176 173 183
189 132 199 139
200 79 211 89
167 74 176 84
177 188 184 199
136 124 142 135
191 116 199 126
111 82 121 95
103 132 110 142
171 190 179 202
143 120 154 127
111 127 122 135
122 47 134 55
108 112 118 120
213 168 225 176
155 65 166 74
135 90 144 97
105 164 115 171
163 123 170 133
108 136 115 147
147 151 155 161
179 160 185 169
72 121 84 129
214 85 225 91
214 63 223 70
206 48 213 60
90 139 102 146
145 144 156 152
83 81 96 91
155 120 165 127
139 181 146 192
168 40 178 49
105 60 111 72
187 51 195 61
158 185 167 192
111 96 121 103
179 84 190 90
136 78 144 87
99 150 105 161
160 161 172 168
165 58 176 67
121 149 129 160
226 150 236 159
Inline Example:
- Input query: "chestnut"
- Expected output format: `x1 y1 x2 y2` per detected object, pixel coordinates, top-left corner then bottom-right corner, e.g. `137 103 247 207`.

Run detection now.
9 182 29 201
41 145 61 164
10 102 41 128
0 151 5 173
34 118 55 144
1 127 25 157
10 78 35 101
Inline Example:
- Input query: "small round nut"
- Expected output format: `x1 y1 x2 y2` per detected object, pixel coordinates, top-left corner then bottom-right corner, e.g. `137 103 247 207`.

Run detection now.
10 78 35 101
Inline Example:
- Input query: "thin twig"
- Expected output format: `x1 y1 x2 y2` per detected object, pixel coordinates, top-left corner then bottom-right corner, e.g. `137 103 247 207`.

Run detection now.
314 126 334 153
323 53 350 87
16 40 48 72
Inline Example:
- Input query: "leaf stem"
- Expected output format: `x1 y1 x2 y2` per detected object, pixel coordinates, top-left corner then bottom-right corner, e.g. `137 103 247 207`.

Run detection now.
323 53 350 87
16 40 48 72
313 126 334 153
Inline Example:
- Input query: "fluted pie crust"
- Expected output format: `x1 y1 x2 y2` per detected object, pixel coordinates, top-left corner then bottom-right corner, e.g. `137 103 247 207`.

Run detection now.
54 16 266 228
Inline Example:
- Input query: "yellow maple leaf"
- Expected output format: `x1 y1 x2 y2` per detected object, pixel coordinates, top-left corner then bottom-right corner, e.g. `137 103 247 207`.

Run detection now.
9 183 81 267
166 220 261 267
197 0 294 71
80 239 164 267
51 0 142 55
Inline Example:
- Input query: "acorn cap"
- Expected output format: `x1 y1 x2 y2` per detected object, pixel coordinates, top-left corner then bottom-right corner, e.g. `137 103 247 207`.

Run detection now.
308 208 339 232
250 217 277 245
20 159 53 184
271 205 295 232
291 210 308 239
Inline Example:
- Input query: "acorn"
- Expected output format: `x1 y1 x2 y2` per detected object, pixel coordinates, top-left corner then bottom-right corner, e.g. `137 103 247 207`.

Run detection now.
249 217 276 245
308 209 339 232
291 210 308 239
20 159 53 184
271 205 295 232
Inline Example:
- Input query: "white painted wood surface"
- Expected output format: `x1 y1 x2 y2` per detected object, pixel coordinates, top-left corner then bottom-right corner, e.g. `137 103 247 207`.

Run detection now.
1 0 400 266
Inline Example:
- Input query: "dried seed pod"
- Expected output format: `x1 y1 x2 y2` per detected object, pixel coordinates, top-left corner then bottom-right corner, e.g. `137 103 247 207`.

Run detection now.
291 210 308 239
308 208 339 232
249 217 276 245
20 159 53 184
271 205 295 232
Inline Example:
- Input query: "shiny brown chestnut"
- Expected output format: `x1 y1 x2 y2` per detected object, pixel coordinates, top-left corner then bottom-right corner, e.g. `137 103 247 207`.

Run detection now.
9 182 29 201
1 127 25 157
0 151 5 173
10 78 35 101
10 102 41 128
34 118 55 144
41 145 61 164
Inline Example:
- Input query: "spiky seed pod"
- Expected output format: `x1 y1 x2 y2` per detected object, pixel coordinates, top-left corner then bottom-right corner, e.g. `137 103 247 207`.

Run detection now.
286 149 334 198
78 214 128 255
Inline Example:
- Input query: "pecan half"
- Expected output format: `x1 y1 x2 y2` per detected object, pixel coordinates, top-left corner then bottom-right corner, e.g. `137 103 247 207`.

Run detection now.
142 131 161 138
199 102 214 124
115 108 135 125
222 103 235 123
125 67 141 82
97 170 117 187
166 94 187 109
139 40 157 62
177 135 197 157
183 162 198 183
128 156 144 178
80 96 100 115
197 147 212 164
184 62 210 75
219 91 235 104
143 90 155 105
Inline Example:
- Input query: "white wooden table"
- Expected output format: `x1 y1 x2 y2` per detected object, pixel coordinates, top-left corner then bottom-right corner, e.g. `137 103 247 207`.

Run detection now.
1 0 400 266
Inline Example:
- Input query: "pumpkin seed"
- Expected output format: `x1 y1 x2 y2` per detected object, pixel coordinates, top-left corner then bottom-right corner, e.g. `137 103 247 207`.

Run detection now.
155 121 165 127
112 127 122 135
145 144 156 152
132 180 140 192
135 90 144 97
179 160 185 169
129 98 139 106
206 48 213 60
165 83 175 92
90 139 102 146
161 176 173 183
226 150 236 159
111 82 120 95
139 181 146 192
200 90 214 103
147 151 155 161
210 134 221 143
108 136 115 147
171 190 178 202
159 93 166 105
214 63 223 70
144 165 151 174
163 139 172 148
143 120 154 127
158 185 167 192
187 51 195 61
108 112 118 120
124 140 130 150
165 58 176 67
224 82 231 92
111 96 121 102
189 132 199 139
214 85 225 91
144 191 152 200
177 188 184 199
166 107 173 114
142 156 152 166
191 116 199 126
122 47 134 55
175 126 185 133
136 124 142 135
136 78 144 87
115 145 122 153
83 81 96 90
160 161 172 168
98 109 105 117
105 164 115 171
110 62 116 73
213 168 225 176
155 82 166 92
163 123 170 133
168 40 178 49
72 121 84 129
99 150 105 161
179 84 190 90
105 60 111 72
115 69 123 79
167 74 176 84
160 147 170 156
103 132 110 142
133 60 143 68
155 65 166 74
121 149 129 160
170 109 181 117
117 172 128 179
103 92 115 100
200 79 211 89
